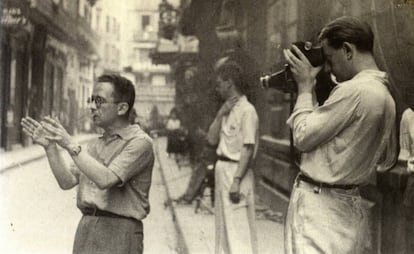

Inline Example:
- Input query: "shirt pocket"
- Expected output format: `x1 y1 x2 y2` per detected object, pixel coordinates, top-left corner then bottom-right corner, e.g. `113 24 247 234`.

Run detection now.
223 115 240 137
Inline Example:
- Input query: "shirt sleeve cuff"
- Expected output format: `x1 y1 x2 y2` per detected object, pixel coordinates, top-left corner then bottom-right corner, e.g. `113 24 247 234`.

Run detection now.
286 93 314 127
108 165 127 186
294 93 314 110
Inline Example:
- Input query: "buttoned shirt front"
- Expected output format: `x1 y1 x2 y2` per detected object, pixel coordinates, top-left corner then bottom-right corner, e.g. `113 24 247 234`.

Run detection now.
217 95 259 161
71 124 154 221
287 70 397 185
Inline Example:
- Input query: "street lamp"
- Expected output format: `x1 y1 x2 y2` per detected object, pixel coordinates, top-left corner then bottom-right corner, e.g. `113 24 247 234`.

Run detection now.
159 0 178 40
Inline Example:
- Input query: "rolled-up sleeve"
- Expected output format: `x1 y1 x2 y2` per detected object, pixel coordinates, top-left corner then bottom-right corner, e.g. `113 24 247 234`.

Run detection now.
241 107 258 145
287 86 360 152
108 138 154 185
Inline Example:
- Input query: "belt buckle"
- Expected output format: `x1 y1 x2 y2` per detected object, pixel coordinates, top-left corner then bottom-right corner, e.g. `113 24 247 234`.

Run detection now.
313 183 322 194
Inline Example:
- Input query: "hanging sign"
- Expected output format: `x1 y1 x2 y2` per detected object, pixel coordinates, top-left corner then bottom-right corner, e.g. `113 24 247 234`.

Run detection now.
1 7 27 27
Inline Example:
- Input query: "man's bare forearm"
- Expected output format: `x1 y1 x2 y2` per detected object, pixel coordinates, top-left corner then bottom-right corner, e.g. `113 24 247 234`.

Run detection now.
71 150 120 190
45 144 78 190
234 144 254 180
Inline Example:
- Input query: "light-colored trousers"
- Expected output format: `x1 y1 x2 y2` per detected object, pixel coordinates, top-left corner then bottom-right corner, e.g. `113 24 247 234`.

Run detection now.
215 160 258 254
285 177 370 254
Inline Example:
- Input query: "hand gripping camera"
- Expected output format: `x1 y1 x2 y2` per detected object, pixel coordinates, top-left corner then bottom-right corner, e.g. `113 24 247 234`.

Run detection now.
260 41 324 93
260 41 335 105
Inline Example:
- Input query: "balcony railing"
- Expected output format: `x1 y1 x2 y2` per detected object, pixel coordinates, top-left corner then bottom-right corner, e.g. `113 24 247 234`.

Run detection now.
133 30 158 42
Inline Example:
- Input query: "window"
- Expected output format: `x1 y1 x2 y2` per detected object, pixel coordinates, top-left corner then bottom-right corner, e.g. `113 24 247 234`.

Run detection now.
104 44 109 61
96 8 101 31
142 15 150 30
139 50 150 63
106 16 110 32
134 48 140 60
152 75 166 86
85 5 91 24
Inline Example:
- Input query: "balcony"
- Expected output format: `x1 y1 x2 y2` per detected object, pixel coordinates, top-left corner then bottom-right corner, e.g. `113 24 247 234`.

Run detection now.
133 30 158 43
133 62 171 73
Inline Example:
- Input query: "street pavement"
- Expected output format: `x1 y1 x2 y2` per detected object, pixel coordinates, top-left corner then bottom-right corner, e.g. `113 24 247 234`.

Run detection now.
0 134 178 254
155 137 285 254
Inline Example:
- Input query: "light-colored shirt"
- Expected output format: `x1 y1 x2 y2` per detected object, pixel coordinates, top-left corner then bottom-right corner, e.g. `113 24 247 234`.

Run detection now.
287 70 397 185
166 118 181 130
217 95 259 161
400 108 414 172
71 124 154 221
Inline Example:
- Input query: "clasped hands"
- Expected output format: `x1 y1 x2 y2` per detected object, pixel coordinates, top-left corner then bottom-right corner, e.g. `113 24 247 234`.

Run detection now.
21 116 75 150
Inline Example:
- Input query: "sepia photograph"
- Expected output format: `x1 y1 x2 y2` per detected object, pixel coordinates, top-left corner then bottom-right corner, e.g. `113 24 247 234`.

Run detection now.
0 0 414 253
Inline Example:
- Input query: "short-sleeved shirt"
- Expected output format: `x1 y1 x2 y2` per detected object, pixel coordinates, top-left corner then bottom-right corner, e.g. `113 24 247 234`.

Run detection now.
400 108 414 172
216 95 259 161
71 124 154 221
287 70 397 185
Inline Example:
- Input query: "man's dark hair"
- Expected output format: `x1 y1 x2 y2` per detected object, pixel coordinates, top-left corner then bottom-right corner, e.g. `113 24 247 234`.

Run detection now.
216 61 247 94
319 16 374 52
97 74 135 117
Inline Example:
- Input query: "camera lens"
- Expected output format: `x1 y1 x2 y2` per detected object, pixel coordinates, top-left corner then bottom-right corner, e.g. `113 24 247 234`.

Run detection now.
260 75 270 88
304 41 312 50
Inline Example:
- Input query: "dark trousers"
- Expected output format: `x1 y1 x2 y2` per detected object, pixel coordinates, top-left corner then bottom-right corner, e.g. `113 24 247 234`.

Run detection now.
182 161 208 202
73 215 143 254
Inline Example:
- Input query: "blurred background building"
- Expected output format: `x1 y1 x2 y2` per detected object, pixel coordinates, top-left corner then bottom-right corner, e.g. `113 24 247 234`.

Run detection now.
0 0 176 151
0 0 99 151
121 0 176 123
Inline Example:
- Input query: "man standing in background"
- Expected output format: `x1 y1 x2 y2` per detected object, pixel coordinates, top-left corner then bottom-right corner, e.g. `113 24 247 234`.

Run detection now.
208 62 259 254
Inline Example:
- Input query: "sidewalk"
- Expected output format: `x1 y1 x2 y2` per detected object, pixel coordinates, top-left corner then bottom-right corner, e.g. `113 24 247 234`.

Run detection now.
0 133 98 173
155 137 285 254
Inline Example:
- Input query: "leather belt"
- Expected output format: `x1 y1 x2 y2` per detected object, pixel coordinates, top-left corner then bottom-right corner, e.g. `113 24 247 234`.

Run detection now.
298 174 358 190
217 156 238 163
82 207 137 221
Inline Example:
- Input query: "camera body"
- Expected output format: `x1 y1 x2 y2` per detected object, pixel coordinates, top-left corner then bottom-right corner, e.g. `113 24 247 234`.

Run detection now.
260 41 324 93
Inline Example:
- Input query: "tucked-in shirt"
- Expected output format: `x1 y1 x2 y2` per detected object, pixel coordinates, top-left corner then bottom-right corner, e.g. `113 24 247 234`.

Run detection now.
287 70 397 185
70 124 154 221
217 95 259 161
400 108 414 172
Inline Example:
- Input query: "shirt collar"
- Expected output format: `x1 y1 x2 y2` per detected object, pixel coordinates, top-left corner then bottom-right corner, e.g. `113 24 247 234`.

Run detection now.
100 124 141 141
333 69 388 92
352 69 387 81
235 95 247 106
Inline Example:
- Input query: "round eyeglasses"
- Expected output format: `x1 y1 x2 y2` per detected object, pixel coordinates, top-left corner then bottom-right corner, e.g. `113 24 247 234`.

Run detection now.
87 96 119 108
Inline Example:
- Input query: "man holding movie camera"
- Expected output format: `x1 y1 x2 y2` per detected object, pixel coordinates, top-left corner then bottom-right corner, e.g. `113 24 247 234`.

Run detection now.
283 16 397 253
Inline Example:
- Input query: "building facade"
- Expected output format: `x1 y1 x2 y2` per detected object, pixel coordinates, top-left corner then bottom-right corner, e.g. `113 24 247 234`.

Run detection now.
0 0 99 151
92 0 123 74
122 0 176 122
